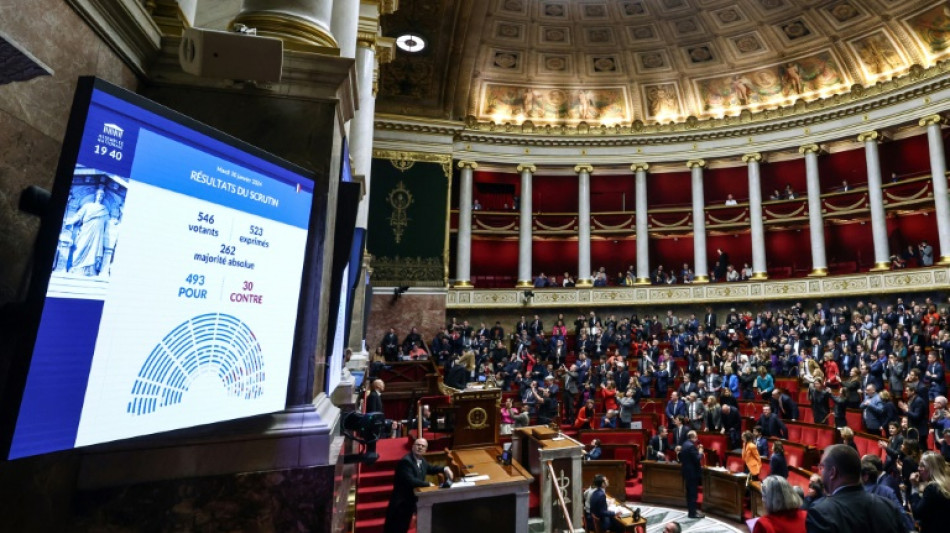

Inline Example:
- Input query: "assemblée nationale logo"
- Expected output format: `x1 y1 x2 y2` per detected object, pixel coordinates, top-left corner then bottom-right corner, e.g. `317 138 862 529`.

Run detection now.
98 122 125 150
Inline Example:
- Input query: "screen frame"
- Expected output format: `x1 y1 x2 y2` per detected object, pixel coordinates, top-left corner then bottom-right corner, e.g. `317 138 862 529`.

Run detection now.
0 77 319 460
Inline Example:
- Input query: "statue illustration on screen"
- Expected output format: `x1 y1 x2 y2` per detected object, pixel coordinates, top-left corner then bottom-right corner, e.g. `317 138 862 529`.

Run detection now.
66 187 110 276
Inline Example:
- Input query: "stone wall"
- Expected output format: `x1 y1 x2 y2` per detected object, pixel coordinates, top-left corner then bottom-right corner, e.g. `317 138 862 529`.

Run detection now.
0 0 138 305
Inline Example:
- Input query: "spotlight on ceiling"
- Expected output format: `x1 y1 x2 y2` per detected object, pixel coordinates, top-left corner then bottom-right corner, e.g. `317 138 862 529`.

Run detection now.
396 33 426 53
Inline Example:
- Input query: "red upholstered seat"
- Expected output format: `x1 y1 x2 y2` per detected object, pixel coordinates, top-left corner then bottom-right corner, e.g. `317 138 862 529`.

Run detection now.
697 432 729 466
798 405 814 424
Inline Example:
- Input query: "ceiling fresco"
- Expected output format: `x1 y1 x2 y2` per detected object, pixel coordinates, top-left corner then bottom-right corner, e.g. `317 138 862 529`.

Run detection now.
377 0 950 125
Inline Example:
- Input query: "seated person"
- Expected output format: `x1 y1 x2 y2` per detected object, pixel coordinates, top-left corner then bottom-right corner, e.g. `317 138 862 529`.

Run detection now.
586 439 603 460
589 474 625 532
601 409 619 429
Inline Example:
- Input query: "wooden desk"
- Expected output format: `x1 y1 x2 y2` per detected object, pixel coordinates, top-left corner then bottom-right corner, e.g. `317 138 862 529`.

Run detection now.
640 461 685 507
617 514 647 533
582 460 627 502
416 447 532 533
701 467 747 523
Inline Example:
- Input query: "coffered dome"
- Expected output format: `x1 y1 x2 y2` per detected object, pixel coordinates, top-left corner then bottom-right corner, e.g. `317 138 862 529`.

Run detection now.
378 0 950 126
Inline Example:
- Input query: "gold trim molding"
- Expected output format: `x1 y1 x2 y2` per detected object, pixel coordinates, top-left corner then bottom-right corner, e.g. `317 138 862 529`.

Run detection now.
686 159 706 169
574 164 594 174
742 153 763 163
517 164 537 173
630 163 650 172
447 268 950 309
857 130 883 143
919 114 945 127
230 11 339 53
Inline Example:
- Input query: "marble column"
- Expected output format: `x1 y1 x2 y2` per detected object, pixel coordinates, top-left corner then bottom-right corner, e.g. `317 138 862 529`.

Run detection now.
687 160 709 283
234 0 338 50
516 164 536 287
455 161 477 288
799 144 828 276
743 153 768 280
575 164 593 287
859 131 891 271
920 115 950 265
631 163 651 285
330 0 359 58
352 32 393 228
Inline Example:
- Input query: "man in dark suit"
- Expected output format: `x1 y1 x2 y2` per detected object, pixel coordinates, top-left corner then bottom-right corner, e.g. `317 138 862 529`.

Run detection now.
720 404 742 449
671 416 690 449
771 388 799 420
809 381 833 426
757 405 788 439
384 438 454 533
805 445 904 533
679 430 705 519
381 328 400 361
665 392 687 430
366 379 386 414
898 384 930 449
649 426 672 461
589 474 624 532
704 307 716 331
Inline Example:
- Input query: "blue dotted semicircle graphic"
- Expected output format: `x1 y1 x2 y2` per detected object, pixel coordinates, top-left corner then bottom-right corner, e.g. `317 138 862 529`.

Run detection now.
127 313 265 416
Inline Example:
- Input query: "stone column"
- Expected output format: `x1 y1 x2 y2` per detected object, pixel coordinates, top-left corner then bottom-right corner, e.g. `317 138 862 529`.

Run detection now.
575 164 593 287
455 161 477 288
687 160 709 283
353 32 394 228
234 0 338 51
632 163 651 284
859 131 891 271
743 153 768 280
799 144 828 276
330 0 359 58
516 164 536 287
920 115 950 265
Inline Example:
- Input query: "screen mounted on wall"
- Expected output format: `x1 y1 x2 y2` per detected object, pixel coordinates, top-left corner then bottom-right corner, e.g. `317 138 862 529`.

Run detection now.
7 78 315 460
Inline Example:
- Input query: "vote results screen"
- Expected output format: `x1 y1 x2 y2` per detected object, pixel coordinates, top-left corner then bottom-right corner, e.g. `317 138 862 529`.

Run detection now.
10 83 314 458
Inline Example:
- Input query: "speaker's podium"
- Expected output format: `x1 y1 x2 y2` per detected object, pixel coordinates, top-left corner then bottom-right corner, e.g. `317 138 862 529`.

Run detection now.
426 383 501 448
415 447 532 533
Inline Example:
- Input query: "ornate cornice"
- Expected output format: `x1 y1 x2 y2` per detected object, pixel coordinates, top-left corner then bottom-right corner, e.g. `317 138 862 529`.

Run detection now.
373 150 452 179
67 0 162 77
376 63 950 149
447 268 950 309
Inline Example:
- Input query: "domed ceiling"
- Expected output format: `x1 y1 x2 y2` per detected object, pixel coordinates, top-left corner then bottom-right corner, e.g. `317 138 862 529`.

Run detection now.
378 0 950 126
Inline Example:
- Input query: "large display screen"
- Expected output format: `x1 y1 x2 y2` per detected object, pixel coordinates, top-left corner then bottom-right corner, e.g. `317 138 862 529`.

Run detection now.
7 78 315 459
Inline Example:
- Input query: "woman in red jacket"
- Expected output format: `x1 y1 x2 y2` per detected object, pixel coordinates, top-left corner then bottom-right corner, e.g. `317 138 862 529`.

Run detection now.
752 475 807 533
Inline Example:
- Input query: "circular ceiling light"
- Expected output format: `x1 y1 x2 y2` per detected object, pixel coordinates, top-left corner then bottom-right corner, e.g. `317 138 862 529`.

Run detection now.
396 33 426 53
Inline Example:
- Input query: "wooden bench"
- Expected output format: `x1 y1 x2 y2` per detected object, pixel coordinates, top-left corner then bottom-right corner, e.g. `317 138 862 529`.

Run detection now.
771 438 819 471
578 429 650 475
696 431 730 466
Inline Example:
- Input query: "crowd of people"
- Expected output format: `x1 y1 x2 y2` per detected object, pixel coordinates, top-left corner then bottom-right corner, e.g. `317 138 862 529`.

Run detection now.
375 292 950 531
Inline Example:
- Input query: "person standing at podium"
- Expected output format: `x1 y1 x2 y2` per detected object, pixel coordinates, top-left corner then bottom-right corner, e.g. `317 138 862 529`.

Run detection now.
384 438 454 533
679 430 705 519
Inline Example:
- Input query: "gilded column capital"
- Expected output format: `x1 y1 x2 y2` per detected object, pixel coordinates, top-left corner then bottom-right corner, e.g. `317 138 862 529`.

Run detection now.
231 10 339 52
799 144 822 155
630 163 650 172
857 130 883 143
379 0 399 16
356 31 377 50
742 153 763 163
457 161 478 170
686 159 706 169
919 114 945 127
517 164 537 173
574 164 594 174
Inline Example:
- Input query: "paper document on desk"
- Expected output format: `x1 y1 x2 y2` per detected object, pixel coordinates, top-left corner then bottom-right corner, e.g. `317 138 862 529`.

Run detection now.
462 475 490 482
609 505 632 517
449 480 476 488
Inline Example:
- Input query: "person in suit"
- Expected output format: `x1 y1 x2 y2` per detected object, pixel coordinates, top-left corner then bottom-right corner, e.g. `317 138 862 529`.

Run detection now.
665 392 687 429
381 328 400 361
384 438 454 533
771 388 799 421
809 381 833 426
743 430 762 480
589 474 624 532
672 416 690 449
720 404 742 449
898 384 930 450
770 440 789 478
686 392 706 431
366 379 385 414
649 425 672 461
679 430 705 518
757 405 788 439
861 384 886 435
805 445 905 532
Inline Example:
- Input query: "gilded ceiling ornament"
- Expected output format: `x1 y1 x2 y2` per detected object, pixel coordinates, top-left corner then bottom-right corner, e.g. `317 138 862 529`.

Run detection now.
387 181 414 244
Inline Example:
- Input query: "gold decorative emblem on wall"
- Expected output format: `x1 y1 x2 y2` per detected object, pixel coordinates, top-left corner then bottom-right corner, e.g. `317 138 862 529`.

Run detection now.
467 407 489 429
387 181 413 243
